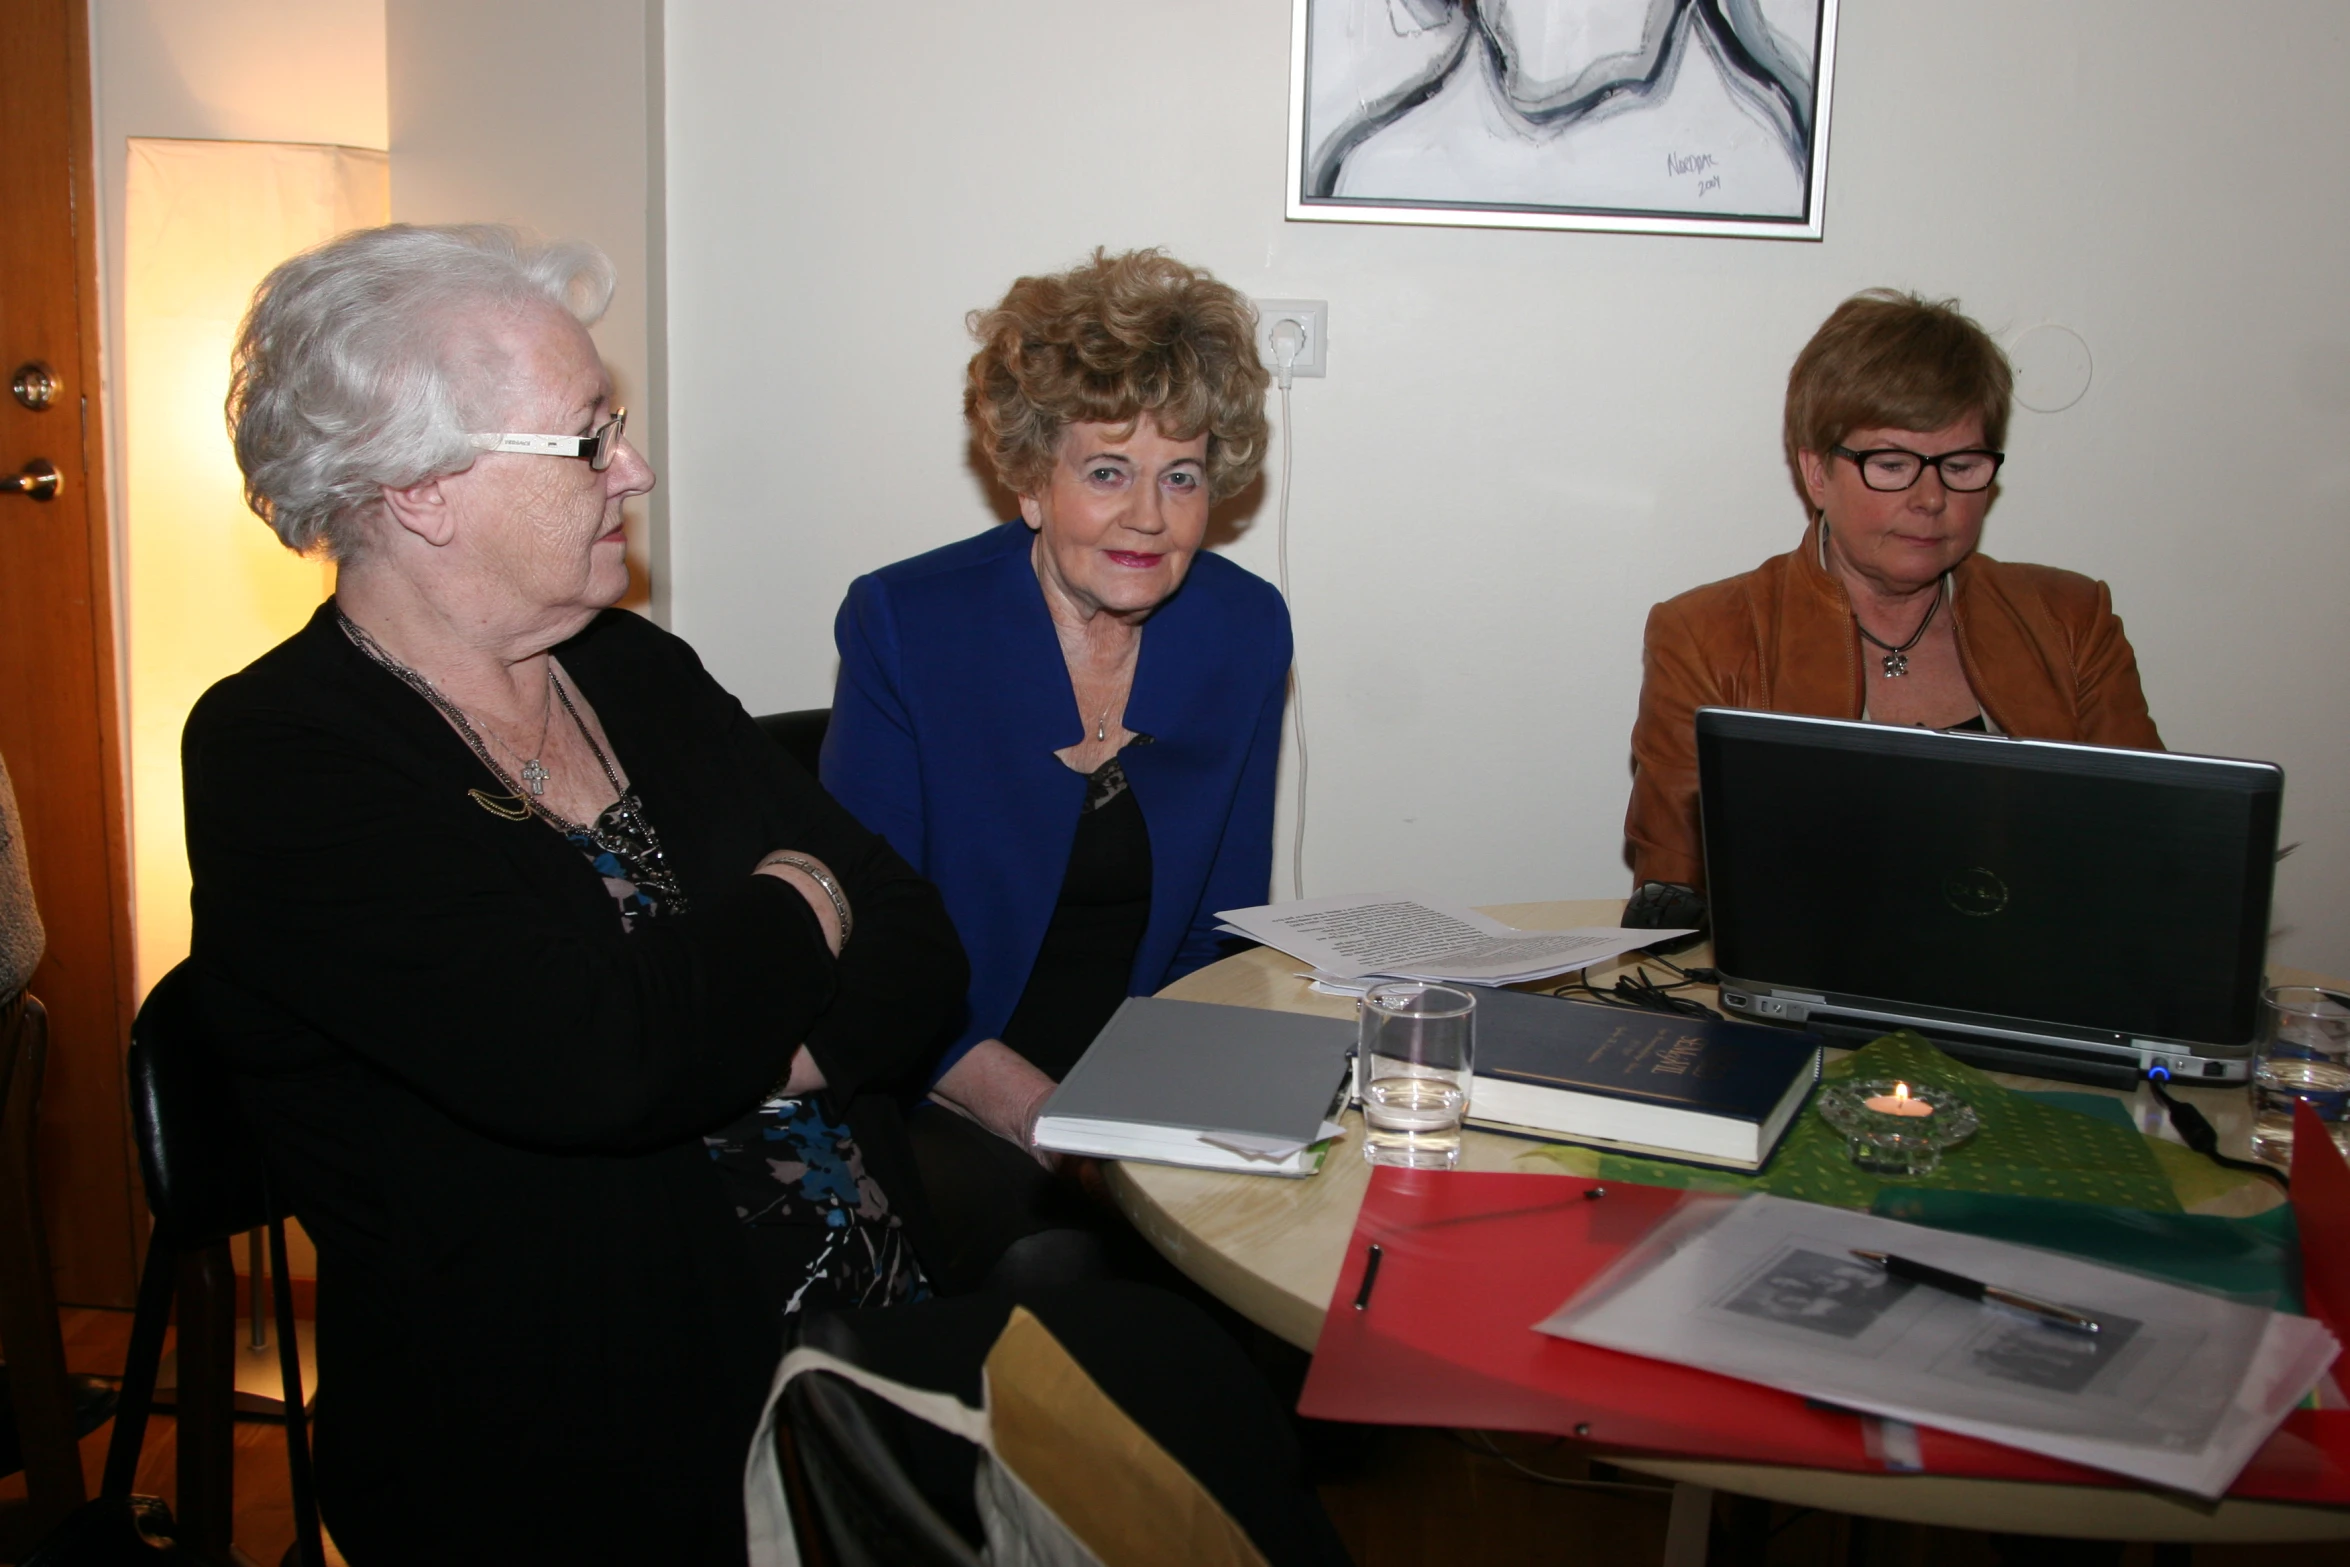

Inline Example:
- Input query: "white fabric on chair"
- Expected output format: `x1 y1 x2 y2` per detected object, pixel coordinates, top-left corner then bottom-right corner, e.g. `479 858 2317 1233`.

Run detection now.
743 1333 1103 1567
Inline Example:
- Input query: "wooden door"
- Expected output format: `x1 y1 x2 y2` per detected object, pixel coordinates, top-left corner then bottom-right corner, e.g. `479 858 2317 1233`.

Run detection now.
0 0 143 1307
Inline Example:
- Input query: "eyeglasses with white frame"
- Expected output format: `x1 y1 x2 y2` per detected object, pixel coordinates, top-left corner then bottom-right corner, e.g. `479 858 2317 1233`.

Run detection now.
1829 442 2005 494
473 407 628 472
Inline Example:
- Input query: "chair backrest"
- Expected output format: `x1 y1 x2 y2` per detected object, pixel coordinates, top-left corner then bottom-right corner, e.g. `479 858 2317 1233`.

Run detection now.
126 963 276 1245
755 708 831 778
108 962 323 1567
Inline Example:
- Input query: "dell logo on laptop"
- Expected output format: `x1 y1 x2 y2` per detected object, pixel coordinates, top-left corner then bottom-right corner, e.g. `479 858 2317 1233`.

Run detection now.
1943 867 2010 917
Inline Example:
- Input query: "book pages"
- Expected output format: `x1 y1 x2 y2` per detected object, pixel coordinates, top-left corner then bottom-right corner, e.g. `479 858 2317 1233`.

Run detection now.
1217 890 1689 984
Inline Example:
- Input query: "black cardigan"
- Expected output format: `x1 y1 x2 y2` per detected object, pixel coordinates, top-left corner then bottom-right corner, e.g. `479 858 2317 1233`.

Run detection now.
183 602 966 1565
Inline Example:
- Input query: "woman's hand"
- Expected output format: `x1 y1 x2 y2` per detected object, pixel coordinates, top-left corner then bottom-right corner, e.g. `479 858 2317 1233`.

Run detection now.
771 1044 826 1098
754 850 849 957
931 1038 1062 1170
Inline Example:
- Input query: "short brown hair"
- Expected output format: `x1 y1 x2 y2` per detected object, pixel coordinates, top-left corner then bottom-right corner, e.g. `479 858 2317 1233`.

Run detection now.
965 248 1270 502
1784 290 2012 483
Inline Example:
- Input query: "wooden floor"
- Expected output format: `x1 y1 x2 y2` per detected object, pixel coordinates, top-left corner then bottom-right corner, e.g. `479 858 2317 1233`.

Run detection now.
6 1309 2343 1566
0 1307 343 1567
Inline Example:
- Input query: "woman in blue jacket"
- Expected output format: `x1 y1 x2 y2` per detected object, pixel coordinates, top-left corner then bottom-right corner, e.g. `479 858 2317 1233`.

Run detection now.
823 249 1290 1286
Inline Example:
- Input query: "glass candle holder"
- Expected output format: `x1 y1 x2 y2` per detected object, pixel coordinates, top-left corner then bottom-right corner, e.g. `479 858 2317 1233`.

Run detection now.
1816 1080 1979 1177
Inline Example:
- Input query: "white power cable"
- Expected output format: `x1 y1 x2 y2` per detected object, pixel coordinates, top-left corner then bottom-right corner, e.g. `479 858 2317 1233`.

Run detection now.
1270 321 1308 900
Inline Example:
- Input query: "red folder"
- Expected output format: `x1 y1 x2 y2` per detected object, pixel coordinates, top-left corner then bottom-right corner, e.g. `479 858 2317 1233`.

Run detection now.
1297 1116 2350 1503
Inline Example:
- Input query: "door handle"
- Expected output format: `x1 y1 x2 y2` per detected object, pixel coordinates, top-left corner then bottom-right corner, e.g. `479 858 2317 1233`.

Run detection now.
4 459 61 501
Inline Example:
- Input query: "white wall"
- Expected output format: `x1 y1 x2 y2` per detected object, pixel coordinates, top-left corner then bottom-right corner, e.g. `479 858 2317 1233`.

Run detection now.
75 4 2350 973
90 0 390 588
93 0 671 612
661 0 2350 978
90 0 387 184
386 0 668 615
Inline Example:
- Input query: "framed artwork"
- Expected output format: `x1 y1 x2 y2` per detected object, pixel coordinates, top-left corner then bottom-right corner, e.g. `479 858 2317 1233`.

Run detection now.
1286 0 1839 240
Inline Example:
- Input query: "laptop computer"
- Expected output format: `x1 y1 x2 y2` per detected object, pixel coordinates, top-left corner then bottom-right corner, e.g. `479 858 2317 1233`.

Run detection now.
1695 708 2283 1088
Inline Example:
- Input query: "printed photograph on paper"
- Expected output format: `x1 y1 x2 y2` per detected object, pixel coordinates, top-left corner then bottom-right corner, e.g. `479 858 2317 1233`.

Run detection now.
1955 1313 2146 1397
1717 1247 1912 1340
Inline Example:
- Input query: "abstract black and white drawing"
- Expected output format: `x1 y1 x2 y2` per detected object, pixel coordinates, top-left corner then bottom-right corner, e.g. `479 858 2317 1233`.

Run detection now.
1287 0 1839 238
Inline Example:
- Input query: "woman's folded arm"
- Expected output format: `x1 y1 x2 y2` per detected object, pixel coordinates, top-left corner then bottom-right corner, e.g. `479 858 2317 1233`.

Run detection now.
186 696 836 1153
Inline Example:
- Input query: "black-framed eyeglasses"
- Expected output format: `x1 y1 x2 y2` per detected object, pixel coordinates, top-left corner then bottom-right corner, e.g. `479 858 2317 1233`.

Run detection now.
473 407 628 471
1830 443 2004 494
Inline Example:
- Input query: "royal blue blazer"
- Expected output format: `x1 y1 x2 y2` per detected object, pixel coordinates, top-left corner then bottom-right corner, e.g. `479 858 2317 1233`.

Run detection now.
821 521 1293 1080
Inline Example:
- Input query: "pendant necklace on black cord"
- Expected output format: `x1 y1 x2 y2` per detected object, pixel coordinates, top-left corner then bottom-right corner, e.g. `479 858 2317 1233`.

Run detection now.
1854 575 1950 679
336 611 688 907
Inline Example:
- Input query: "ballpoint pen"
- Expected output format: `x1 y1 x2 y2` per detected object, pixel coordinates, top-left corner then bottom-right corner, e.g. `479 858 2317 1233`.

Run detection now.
1850 1249 2101 1335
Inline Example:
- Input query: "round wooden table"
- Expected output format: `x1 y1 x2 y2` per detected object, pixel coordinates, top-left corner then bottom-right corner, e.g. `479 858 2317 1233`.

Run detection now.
1107 899 2350 1544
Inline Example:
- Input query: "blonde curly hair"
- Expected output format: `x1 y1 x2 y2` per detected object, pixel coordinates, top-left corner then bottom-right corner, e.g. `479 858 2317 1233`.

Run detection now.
965 248 1270 502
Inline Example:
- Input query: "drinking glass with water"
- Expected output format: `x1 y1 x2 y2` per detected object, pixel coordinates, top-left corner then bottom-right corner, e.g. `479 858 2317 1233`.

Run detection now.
2250 986 2350 1166
1358 982 1476 1169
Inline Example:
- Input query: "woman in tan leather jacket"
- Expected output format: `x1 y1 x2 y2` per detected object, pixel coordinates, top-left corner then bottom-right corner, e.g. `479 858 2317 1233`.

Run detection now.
1624 291 2162 895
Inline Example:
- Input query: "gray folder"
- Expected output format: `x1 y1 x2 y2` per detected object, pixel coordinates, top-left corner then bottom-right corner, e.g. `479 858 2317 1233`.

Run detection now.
1043 996 1354 1141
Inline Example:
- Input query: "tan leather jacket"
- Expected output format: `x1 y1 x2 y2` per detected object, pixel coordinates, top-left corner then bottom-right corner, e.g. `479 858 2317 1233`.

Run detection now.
1626 522 2163 888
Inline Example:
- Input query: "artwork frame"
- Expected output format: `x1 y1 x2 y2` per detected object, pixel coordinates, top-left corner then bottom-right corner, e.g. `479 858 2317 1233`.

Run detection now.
1285 0 1840 240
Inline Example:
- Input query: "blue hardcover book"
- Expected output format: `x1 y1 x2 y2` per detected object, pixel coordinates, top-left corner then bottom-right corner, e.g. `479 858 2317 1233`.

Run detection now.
1463 987 1821 1170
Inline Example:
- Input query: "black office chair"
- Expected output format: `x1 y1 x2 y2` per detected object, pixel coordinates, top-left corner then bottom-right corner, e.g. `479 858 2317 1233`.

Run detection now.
92 963 322 1567
755 708 831 778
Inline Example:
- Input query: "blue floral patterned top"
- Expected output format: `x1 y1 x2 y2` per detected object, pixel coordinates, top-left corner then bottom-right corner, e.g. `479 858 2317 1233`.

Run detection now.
568 808 927 1316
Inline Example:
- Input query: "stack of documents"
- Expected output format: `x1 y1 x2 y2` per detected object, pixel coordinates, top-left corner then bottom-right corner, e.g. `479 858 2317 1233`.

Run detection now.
1033 997 1354 1177
1217 891 1691 986
1537 1195 2338 1498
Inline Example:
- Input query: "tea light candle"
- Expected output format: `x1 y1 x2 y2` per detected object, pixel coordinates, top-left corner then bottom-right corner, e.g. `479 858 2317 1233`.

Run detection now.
1819 1079 1976 1175
1863 1081 1936 1118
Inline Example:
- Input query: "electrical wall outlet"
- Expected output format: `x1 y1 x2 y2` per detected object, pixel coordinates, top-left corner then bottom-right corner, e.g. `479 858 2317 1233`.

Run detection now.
1254 299 1328 378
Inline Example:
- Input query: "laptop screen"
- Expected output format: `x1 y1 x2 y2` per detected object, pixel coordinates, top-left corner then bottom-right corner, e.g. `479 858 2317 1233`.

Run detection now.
1696 710 2281 1050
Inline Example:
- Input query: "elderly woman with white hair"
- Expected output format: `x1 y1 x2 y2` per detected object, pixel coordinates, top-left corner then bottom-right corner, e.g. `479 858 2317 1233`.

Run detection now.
185 224 965 1564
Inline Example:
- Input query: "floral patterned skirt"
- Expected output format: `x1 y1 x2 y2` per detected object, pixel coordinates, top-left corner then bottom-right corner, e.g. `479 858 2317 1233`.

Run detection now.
706 1096 928 1318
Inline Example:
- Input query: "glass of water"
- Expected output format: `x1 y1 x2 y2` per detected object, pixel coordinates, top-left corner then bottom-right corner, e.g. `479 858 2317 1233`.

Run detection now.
2249 986 2350 1167
1358 982 1476 1169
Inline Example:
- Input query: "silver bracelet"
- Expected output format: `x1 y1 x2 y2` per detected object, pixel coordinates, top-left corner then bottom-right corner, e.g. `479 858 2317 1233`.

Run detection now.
759 853 852 946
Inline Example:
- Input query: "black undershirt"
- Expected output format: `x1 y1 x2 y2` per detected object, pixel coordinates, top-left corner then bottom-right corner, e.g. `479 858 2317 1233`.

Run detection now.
999 753 1153 1082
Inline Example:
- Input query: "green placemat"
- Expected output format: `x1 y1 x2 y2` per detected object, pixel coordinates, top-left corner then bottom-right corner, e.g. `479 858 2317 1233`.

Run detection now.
1866 1188 2301 1311
1519 1031 2181 1212
2026 1090 2134 1130
2017 1090 2271 1208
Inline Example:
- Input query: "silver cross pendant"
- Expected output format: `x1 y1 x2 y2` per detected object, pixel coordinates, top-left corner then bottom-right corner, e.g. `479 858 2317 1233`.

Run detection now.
1881 651 1910 678
521 758 550 796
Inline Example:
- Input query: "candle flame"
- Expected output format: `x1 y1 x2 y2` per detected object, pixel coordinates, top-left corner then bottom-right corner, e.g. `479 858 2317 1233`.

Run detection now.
1894 1082 1911 1101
